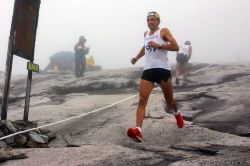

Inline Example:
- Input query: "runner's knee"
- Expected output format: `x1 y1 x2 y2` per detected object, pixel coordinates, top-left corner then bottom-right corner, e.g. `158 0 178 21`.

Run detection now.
138 96 148 107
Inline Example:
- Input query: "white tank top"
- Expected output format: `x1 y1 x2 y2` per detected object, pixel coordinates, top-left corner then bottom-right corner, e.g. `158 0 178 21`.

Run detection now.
144 28 170 70
179 44 190 56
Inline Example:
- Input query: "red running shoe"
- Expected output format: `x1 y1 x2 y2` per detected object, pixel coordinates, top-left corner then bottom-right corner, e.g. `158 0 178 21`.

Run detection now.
175 112 184 128
127 127 142 142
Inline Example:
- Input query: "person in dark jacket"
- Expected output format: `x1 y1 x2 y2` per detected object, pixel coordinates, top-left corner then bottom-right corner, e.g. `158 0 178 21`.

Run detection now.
74 36 89 77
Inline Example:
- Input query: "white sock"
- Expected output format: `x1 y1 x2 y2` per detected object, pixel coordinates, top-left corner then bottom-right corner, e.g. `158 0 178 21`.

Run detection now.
173 111 180 116
136 127 142 132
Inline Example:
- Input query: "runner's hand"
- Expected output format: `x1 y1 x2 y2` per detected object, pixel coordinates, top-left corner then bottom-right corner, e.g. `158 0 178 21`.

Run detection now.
131 57 138 65
148 41 159 48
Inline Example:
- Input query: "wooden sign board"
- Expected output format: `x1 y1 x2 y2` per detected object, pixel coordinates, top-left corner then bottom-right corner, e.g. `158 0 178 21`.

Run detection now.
12 0 41 61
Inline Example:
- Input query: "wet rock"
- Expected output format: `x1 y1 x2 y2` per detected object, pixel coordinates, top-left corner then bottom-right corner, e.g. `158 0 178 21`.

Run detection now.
0 120 54 149
46 131 56 141
5 137 14 145
6 120 17 133
0 130 4 137
0 141 8 148
14 134 27 146
0 127 10 137
34 129 41 134
40 135 49 144
0 147 27 162
39 128 52 135
27 141 49 148
29 131 46 144
12 120 38 131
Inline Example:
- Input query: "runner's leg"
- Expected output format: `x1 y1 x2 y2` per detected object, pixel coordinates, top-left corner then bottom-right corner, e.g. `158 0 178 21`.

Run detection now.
136 79 154 127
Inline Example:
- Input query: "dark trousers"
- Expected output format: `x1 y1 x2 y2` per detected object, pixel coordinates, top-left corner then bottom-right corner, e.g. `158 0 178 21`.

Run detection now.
75 54 86 77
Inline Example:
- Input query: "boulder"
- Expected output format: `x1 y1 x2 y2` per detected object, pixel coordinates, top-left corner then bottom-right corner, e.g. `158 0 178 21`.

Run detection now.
14 134 27 146
29 131 46 144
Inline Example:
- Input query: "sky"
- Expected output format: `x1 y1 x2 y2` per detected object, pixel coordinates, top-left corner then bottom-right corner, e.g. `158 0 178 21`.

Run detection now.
1 0 250 75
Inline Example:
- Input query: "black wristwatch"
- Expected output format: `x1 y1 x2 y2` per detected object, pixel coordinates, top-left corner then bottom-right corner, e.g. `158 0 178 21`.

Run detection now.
158 44 162 49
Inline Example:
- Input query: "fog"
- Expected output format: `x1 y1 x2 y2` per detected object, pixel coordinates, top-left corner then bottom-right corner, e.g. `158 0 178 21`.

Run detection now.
1 0 250 75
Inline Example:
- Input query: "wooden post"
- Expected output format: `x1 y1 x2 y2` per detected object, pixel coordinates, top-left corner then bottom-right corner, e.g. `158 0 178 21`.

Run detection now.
1 35 14 120
23 69 33 122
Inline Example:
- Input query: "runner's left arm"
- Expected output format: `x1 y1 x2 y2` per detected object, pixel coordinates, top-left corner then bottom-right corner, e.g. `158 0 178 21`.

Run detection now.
131 46 145 65
147 28 179 51
160 28 179 51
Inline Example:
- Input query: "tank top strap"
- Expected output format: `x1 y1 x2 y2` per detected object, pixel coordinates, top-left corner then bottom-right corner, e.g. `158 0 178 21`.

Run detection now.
145 31 149 37
157 28 162 37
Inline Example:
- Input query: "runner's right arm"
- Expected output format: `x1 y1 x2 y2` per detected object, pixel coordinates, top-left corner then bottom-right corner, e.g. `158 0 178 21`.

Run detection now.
131 46 145 64
131 32 147 65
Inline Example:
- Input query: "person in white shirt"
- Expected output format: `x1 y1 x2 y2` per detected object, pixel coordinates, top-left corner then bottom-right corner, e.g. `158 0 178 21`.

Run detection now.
127 11 184 143
175 41 192 85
